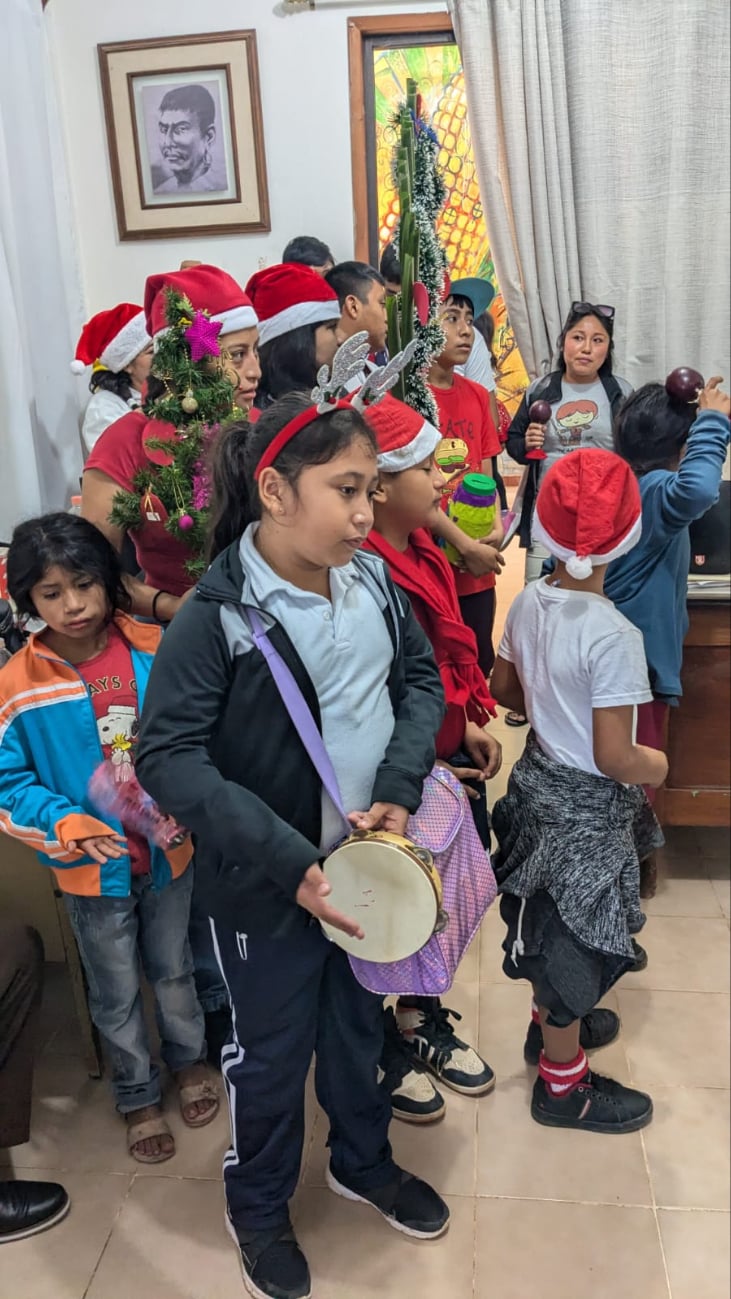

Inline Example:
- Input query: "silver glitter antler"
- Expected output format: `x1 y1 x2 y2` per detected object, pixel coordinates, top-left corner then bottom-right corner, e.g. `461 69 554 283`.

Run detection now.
311 330 371 412
351 339 419 412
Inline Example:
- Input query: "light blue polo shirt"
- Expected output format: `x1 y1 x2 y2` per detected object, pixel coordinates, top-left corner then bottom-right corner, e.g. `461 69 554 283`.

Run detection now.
240 525 395 849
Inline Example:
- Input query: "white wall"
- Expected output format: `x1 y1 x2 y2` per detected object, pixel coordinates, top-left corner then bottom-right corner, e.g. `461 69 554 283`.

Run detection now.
46 0 443 315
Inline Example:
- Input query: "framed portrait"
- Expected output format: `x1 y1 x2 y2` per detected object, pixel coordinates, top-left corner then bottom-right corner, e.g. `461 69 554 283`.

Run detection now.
98 30 270 240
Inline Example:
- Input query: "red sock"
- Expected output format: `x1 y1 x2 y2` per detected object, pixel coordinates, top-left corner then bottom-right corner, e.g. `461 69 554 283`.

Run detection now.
538 1048 589 1097
530 998 540 1025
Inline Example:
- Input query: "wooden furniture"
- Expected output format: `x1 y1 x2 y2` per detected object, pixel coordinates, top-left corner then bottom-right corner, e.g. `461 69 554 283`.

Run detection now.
660 599 731 827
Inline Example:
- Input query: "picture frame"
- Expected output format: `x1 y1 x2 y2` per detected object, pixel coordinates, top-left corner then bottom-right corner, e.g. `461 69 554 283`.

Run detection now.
98 30 270 241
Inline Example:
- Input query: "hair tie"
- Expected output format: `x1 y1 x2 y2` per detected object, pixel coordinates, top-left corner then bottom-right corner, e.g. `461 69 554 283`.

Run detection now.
665 367 704 404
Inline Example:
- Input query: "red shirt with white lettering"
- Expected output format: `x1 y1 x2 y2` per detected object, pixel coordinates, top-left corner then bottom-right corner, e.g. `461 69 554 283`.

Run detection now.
430 375 501 597
77 623 149 876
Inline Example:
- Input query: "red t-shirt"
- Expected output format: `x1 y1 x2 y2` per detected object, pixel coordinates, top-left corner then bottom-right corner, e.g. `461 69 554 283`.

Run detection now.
77 624 149 876
85 412 193 598
430 375 501 597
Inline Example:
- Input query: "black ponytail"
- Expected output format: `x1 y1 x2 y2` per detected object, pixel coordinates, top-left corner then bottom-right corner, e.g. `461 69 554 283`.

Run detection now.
207 393 376 561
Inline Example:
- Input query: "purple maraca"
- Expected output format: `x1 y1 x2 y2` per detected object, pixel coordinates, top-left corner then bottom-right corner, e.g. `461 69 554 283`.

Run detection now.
666 367 704 404
526 400 552 461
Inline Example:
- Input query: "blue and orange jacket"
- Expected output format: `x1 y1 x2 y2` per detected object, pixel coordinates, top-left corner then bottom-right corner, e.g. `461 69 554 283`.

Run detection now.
0 613 191 897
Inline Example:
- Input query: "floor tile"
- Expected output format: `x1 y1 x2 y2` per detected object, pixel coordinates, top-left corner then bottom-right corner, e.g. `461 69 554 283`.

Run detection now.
478 910 509 984
644 857 723 919
616 990 730 1089
620 917 730 993
475 1199 669 1299
476 1072 651 1206
658 1209 730 1299
291 1189 475 1299
0 1168 131 1299
642 1087 730 1210
85 1176 238 1299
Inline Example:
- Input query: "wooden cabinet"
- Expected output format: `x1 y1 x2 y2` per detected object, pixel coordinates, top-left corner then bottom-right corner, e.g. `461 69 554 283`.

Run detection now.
660 600 731 827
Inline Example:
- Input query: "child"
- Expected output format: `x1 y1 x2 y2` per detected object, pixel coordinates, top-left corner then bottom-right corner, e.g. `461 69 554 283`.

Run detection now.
605 375 731 895
490 451 667 1132
71 303 152 455
135 392 450 1299
428 292 504 676
0 514 216 1165
246 261 341 405
325 260 389 360
362 393 501 1123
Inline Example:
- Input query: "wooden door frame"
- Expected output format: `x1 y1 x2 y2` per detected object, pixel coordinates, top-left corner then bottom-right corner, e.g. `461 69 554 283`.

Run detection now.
347 12 453 261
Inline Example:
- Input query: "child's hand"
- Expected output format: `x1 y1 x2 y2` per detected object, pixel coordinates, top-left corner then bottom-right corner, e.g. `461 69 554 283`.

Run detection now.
348 802 409 836
296 863 364 939
461 540 506 577
698 376 731 418
435 759 485 799
68 833 127 863
463 722 503 778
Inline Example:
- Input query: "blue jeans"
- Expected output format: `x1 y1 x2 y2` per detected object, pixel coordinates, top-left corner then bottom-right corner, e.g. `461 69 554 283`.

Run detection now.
64 867 205 1113
188 860 230 1014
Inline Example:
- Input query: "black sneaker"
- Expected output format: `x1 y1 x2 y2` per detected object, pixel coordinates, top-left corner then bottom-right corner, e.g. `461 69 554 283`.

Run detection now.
380 1007 446 1123
326 1164 450 1239
531 1071 653 1134
225 1215 311 1299
630 938 648 972
396 1001 496 1095
523 1009 621 1066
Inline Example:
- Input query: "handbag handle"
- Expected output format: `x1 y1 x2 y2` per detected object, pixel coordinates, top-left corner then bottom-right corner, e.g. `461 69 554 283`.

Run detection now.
246 608 350 829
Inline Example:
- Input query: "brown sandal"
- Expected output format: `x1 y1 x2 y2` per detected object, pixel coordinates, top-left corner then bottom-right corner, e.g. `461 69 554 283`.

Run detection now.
178 1078 219 1128
127 1113 175 1164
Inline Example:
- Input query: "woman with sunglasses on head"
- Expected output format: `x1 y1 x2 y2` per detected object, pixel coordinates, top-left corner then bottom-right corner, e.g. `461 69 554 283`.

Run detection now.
503 302 632 724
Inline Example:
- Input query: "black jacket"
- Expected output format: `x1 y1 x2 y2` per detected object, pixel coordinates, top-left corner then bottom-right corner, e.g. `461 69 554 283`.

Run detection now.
135 539 445 928
506 370 631 548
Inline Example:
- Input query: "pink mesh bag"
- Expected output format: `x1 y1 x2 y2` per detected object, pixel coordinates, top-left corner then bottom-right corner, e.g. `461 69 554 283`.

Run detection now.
348 765 496 995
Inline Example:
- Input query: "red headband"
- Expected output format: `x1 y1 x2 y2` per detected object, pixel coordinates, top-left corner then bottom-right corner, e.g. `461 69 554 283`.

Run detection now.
254 399 354 480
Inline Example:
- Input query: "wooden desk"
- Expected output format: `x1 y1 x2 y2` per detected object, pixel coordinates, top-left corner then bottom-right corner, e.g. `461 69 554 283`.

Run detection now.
660 599 731 827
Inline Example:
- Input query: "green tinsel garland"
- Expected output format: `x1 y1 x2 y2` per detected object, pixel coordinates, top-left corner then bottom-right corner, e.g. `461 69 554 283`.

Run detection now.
108 287 243 580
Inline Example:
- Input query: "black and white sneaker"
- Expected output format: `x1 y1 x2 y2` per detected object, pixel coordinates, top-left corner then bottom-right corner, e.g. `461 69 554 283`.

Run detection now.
524 1008 621 1066
381 1007 446 1123
396 1000 495 1095
531 1071 653 1134
225 1214 311 1299
326 1164 450 1239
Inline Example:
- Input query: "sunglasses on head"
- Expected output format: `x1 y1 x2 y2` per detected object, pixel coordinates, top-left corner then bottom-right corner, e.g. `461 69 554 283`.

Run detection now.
570 301 615 320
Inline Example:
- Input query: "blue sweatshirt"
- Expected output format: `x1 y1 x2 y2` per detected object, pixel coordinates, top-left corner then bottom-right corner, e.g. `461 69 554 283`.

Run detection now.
605 409 730 701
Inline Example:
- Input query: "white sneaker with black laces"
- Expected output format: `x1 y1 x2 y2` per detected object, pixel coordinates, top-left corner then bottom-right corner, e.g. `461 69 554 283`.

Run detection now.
395 999 496 1096
380 1007 446 1123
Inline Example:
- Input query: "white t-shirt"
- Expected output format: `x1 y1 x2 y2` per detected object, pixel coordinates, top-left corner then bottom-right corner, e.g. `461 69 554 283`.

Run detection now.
540 379 613 476
499 578 653 777
81 389 142 456
455 330 496 392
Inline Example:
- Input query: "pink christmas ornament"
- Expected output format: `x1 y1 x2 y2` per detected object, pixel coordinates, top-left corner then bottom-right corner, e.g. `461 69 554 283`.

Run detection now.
178 513 194 531
185 311 223 362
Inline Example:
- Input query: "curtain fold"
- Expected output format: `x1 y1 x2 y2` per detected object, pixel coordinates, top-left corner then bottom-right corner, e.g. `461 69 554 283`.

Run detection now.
0 0 84 538
448 0 730 387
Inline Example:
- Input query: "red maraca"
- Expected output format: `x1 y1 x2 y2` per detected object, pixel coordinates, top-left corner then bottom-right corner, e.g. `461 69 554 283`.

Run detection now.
666 367 704 404
526 399 552 461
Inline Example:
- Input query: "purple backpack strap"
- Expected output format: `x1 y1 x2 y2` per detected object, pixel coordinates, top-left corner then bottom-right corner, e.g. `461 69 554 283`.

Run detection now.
246 607 349 826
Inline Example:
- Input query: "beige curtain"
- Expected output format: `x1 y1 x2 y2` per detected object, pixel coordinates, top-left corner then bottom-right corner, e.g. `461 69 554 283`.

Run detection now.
447 0 731 388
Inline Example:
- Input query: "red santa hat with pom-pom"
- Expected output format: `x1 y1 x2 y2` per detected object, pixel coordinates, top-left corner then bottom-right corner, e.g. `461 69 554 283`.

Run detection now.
71 304 150 376
361 393 442 472
245 262 340 347
144 264 257 343
532 449 642 579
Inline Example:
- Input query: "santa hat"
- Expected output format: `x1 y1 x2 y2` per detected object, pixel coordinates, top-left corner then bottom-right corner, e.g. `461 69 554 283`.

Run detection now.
71 304 150 375
144 264 257 343
245 262 341 347
362 393 442 473
532 449 642 579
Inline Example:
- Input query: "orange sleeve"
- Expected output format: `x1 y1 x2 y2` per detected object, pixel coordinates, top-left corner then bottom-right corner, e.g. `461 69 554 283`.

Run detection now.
54 812 118 850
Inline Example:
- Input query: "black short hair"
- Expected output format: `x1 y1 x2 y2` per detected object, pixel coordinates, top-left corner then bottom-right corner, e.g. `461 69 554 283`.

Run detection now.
325 261 385 308
443 293 474 316
282 236 334 269
379 244 401 286
158 84 216 134
7 513 132 619
614 384 696 474
89 368 135 403
557 303 614 376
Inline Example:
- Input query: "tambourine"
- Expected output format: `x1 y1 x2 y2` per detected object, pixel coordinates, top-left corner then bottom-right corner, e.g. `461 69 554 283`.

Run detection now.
320 830 448 962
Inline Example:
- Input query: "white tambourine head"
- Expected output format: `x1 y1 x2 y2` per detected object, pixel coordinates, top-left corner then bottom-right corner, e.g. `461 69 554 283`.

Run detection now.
320 837 438 961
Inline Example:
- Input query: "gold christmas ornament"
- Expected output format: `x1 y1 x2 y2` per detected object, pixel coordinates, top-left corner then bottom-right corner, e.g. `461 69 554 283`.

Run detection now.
181 389 199 414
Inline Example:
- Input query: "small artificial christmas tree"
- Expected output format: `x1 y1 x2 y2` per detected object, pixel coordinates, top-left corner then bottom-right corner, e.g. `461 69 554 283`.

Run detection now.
386 79 449 422
109 288 241 579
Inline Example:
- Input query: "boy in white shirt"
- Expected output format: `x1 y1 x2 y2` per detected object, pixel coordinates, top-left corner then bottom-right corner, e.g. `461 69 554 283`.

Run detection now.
491 449 666 1133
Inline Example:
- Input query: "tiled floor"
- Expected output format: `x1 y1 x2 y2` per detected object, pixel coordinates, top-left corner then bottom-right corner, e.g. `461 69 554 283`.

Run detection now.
1 541 729 1298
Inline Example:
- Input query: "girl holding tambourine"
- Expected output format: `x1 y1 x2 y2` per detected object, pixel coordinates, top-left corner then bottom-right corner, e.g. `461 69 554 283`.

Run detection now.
135 353 451 1299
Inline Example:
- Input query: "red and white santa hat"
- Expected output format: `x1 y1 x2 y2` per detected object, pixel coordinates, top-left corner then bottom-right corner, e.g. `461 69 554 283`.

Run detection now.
532 448 642 579
245 262 341 347
144 264 258 344
361 393 442 472
71 304 150 375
